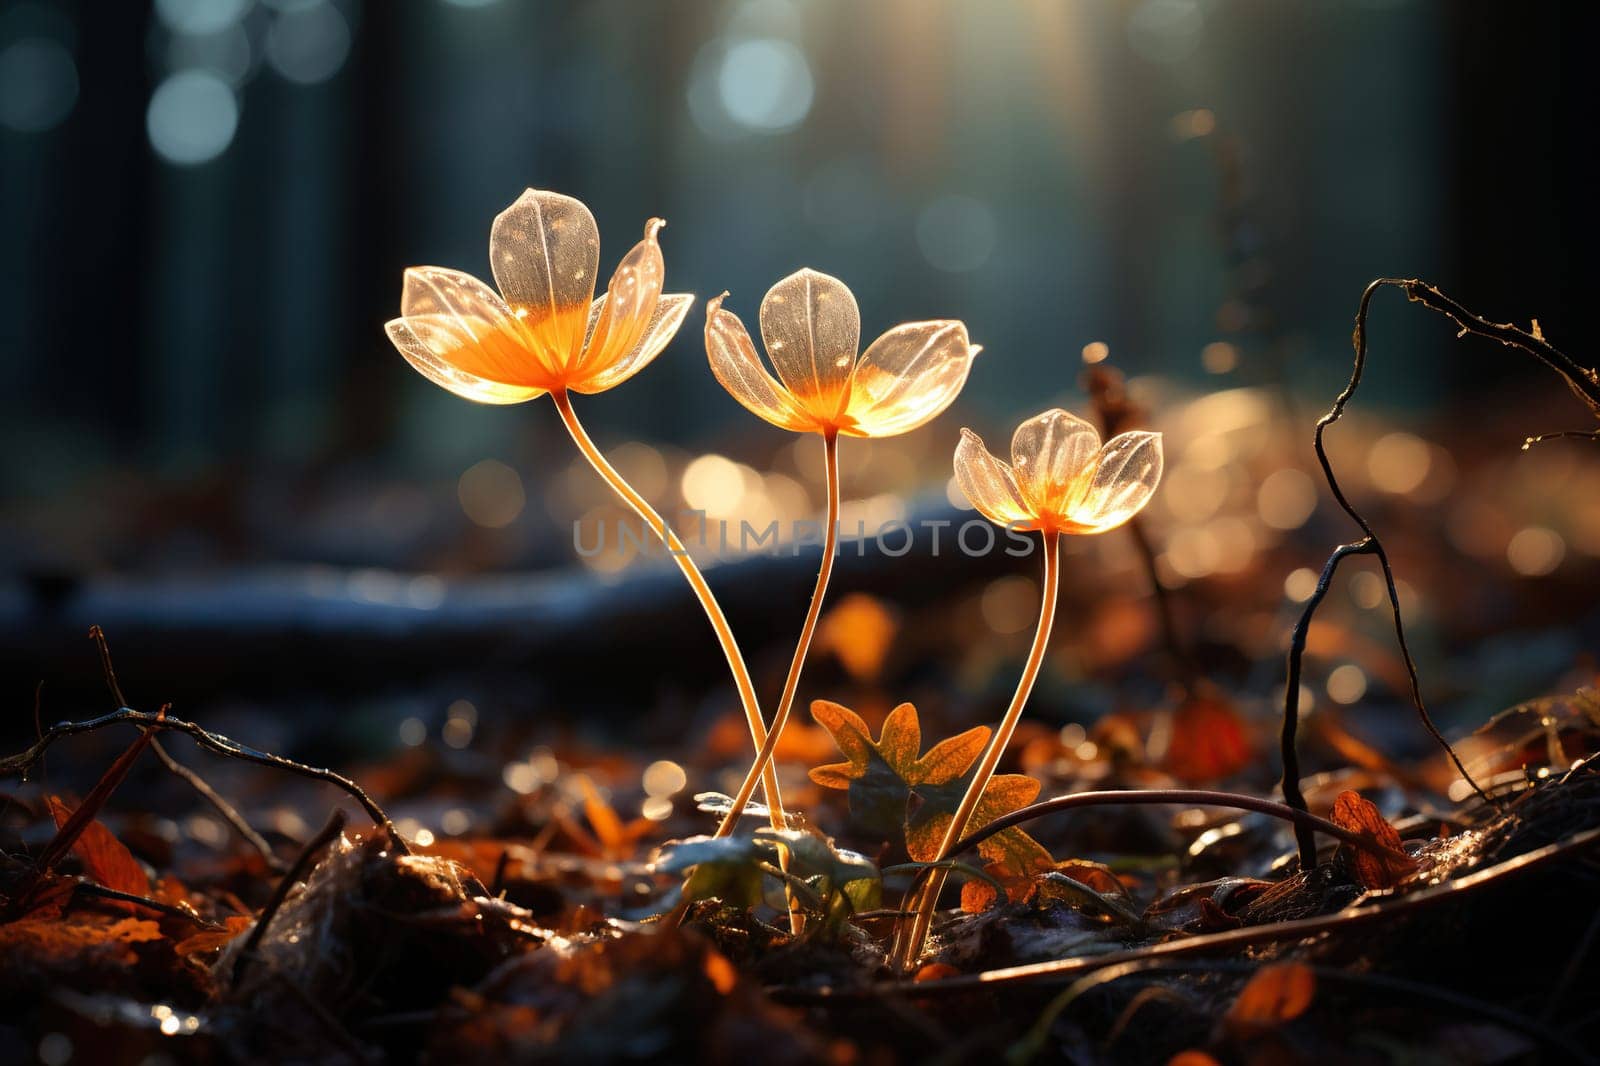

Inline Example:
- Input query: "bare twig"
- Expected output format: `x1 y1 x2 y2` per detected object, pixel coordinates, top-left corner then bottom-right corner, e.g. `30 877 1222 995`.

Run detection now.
1282 538 1377 866
1279 279 1511 854
945 787 1409 866
894 784 1410 938
86 626 286 870
150 738 286 873
72 880 223 929
773 825 1600 1002
1 708 404 849
30 706 165 881
88 625 129 708
1394 279 1600 422
232 809 347 987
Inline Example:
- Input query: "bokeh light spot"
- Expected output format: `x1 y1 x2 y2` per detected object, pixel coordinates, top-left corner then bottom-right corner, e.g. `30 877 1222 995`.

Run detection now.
146 70 239 166
265 1 351 85
1368 432 1432 494
1326 664 1367 705
643 759 688 797
703 37 814 134
1201 341 1238 374
1506 526 1565 576
1284 567 1318 602
0 38 78 133
155 0 250 35
457 459 525 528
1257 467 1317 530
682 454 745 513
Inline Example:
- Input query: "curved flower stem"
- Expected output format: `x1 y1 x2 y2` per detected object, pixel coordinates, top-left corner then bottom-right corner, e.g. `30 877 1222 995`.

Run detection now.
892 529 1061 971
712 430 841 841
550 390 788 844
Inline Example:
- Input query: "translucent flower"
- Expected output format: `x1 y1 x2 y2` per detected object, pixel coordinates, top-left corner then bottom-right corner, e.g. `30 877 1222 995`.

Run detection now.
705 268 980 437
954 408 1163 534
385 189 693 403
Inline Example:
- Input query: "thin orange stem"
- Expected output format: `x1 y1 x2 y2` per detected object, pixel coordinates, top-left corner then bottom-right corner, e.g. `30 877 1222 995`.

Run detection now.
550 390 786 839
713 430 841 840
892 529 1060 971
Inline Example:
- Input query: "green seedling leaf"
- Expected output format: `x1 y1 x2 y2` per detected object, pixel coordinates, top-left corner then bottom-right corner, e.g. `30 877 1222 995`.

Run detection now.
754 827 881 914
655 828 883 918
654 835 767 908
692 792 801 829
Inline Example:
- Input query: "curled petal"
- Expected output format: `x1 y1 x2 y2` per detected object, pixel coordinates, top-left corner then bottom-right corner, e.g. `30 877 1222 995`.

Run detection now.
386 317 546 405
844 321 980 438
571 293 694 394
705 293 815 432
579 217 667 379
759 268 860 423
489 189 599 374
1066 430 1164 533
1010 409 1101 518
954 429 1034 528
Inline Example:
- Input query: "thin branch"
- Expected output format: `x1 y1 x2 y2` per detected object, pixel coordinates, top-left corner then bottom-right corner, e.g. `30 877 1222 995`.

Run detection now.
1282 538 1376 866
1 708 404 849
945 787 1409 866
773 825 1600 1003
88 624 286 870
1279 278 1498 840
88 625 130 707
232 809 347 987
150 739 285 873
1394 279 1600 419
73 880 223 929
892 784 1410 955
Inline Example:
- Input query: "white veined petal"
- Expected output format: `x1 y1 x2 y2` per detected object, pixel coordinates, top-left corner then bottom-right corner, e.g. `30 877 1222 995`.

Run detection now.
1066 430 1163 532
845 321 979 438
489 189 600 372
572 293 694 394
758 267 860 423
1010 409 1101 517
954 428 1034 527
387 317 546 405
705 293 815 432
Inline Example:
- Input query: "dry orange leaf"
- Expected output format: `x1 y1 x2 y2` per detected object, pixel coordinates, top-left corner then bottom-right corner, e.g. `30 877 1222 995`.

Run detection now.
1226 961 1316 1032
809 701 988 796
808 700 1053 912
1161 691 1253 783
46 795 151 898
577 775 655 860
1329 790 1416 889
702 949 739 994
0 915 163 969
815 593 899 682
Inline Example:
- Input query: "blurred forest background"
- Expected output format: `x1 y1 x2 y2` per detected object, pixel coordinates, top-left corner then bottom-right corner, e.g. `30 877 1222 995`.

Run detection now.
1 0 1595 748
